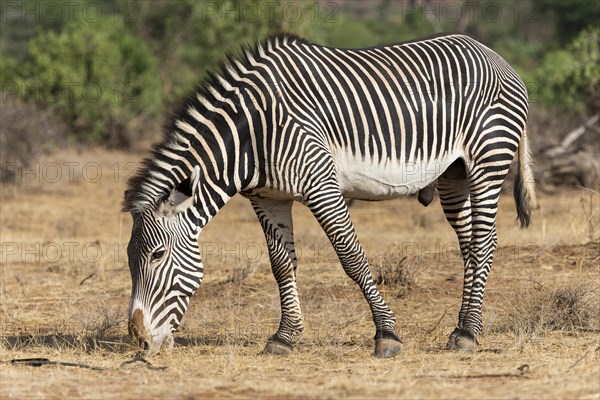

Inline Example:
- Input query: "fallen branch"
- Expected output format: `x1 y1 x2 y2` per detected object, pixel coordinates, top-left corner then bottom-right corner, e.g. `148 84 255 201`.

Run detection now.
7 357 105 371
545 113 599 158
415 364 530 380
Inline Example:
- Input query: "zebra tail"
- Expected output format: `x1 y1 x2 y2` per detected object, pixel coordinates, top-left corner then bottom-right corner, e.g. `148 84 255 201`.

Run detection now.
513 128 537 228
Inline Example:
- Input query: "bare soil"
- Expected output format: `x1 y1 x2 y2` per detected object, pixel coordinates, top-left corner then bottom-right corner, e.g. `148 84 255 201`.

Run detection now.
1 149 599 399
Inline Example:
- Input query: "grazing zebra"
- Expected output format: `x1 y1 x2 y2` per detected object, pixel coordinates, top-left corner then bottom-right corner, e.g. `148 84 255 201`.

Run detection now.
123 33 536 357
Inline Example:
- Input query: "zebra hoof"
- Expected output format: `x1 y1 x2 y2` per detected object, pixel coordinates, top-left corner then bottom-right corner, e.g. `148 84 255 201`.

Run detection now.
445 328 478 351
262 336 292 356
373 330 403 358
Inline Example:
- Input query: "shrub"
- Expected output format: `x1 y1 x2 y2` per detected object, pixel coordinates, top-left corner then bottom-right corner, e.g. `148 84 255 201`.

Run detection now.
497 280 600 338
16 17 161 146
373 252 418 298
0 99 66 186
533 28 600 113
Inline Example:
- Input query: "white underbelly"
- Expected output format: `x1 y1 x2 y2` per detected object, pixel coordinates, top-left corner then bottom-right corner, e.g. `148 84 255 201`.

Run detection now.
334 150 462 200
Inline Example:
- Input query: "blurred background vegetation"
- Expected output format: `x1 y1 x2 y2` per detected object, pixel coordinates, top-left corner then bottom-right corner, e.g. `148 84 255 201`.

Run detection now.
1 0 599 187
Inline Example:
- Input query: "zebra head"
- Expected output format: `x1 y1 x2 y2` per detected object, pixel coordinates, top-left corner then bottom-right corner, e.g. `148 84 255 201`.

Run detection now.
126 166 203 354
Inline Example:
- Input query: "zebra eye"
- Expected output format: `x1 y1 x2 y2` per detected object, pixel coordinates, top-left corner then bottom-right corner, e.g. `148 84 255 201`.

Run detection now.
151 249 166 261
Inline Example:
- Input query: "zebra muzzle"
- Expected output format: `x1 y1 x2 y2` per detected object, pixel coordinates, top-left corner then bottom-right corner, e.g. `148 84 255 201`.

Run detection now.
129 309 152 351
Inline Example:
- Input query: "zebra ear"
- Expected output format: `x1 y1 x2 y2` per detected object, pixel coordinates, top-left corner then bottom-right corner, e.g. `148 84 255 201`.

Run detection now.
158 166 201 217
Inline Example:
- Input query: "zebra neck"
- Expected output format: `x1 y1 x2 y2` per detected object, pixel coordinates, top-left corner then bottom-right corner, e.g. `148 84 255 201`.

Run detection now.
171 93 261 227
124 50 271 218
192 176 234 228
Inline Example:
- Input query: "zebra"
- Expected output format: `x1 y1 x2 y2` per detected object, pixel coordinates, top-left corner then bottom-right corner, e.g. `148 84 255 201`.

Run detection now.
123 33 536 357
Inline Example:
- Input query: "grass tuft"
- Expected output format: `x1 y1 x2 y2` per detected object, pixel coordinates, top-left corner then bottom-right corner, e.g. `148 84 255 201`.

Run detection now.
224 262 257 284
373 252 418 298
497 280 600 339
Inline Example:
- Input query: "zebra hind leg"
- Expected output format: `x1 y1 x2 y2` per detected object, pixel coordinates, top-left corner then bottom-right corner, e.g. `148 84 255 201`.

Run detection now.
449 159 508 350
456 165 503 348
250 198 303 355
437 173 479 350
304 183 402 358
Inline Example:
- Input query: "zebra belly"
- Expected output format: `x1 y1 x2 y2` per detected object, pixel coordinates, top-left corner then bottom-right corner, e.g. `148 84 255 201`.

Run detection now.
334 151 462 200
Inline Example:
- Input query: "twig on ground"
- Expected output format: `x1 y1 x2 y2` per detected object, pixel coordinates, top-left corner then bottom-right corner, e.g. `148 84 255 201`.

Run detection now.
7 357 105 371
119 352 167 370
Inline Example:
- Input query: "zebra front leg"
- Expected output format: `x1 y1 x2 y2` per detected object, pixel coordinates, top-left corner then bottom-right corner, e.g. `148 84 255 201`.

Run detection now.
304 184 402 358
250 198 303 355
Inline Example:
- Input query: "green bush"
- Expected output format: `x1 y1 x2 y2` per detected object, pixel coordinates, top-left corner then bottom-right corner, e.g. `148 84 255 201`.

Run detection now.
121 0 316 107
17 17 161 146
533 28 599 113
312 8 432 49
0 51 19 88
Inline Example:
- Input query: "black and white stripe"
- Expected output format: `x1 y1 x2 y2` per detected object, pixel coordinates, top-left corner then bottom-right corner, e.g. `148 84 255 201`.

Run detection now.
123 33 536 354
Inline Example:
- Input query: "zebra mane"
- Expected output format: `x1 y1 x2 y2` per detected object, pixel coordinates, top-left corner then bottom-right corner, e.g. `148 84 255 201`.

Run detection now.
122 33 307 214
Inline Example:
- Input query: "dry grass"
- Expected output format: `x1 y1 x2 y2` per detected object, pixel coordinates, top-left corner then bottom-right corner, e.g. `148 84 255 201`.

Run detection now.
223 262 258 285
1 149 600 399
496 280 600 338
373 252 419 298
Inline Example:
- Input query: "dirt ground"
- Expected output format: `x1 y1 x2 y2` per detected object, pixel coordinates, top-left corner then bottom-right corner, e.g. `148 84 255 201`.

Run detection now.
1 149 599 399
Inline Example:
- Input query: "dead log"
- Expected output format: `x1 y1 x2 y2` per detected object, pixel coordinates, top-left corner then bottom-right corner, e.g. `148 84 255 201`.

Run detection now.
537 114 600 190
